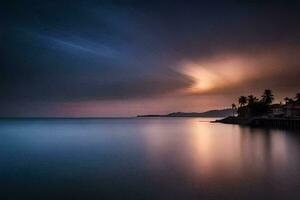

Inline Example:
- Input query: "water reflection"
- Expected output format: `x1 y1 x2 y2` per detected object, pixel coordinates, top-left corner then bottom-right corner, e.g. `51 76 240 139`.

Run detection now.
0 118 300 200
140 118 300 199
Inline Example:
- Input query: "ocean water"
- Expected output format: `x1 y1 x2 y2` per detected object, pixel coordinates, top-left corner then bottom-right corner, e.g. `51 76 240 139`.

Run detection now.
0 118 300 200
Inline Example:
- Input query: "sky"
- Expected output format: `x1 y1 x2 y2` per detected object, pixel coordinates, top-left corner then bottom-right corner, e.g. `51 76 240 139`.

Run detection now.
1 1 300 117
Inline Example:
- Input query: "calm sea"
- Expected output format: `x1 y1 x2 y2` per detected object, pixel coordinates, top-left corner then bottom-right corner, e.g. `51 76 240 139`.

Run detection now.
1 118 300 200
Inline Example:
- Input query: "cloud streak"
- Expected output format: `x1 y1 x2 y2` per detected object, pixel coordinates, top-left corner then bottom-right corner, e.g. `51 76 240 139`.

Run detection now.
1 1 300 116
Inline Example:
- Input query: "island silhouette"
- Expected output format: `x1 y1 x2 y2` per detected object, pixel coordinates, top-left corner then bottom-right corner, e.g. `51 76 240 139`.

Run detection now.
137 108 235 118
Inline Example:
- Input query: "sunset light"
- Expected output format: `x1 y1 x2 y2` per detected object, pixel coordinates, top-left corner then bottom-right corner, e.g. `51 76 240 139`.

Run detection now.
181 63 221 93
1 1 300 199
179 56 252 94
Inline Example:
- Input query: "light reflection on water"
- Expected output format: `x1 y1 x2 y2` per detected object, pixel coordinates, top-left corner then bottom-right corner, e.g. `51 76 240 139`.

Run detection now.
0 118 300 199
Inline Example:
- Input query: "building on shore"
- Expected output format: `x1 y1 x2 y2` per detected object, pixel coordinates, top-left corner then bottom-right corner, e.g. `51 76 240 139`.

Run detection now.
270 104 285 117
285 102 300 118
270 102 300 118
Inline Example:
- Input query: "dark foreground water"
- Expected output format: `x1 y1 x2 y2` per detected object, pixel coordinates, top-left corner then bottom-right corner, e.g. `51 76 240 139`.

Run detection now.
1 118 300 200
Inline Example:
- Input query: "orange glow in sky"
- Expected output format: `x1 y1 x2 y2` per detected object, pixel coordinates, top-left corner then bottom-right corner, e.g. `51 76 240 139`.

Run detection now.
179 56 253 94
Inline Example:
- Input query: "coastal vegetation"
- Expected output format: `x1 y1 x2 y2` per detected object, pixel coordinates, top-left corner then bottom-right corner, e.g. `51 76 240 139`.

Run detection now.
218 90 300 129
235 90 272 117
231 90 300 118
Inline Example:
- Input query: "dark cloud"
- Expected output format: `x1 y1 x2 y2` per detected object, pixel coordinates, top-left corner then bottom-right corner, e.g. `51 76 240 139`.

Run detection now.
1 1 300 116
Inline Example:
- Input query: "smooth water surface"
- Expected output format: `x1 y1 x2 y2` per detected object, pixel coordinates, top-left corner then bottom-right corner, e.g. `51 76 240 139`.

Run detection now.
1 118 300 199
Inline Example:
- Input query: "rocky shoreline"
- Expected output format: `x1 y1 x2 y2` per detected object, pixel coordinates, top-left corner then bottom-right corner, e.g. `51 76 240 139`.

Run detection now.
214 116 252 125
215 116 300 130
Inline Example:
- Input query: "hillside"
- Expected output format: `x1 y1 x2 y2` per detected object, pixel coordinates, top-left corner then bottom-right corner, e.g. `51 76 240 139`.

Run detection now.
137 108 235 118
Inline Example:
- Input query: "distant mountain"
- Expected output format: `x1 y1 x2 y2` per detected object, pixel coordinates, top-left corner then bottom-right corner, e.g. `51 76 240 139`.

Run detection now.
137 108 236 118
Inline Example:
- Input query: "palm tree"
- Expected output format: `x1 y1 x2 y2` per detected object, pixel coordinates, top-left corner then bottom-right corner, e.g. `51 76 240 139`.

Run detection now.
238 96 247 107
261 89 274 105
231 103 236 116
295 93 300 104
284 97 293 104
248 95 258 105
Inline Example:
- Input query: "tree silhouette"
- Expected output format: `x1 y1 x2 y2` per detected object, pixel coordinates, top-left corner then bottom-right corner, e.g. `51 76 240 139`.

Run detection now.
248 95 258 105
295 93 300 104
284 97 294 104
238 96 247 107
261 89 274 105
231 103 236 116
